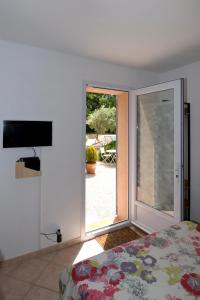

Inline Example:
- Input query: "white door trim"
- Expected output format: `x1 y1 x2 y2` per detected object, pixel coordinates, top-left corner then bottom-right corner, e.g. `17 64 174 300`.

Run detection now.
130 79 184 231
81 81 132 241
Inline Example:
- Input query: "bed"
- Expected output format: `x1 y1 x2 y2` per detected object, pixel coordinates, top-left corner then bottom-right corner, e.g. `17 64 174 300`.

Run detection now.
59 221 200 299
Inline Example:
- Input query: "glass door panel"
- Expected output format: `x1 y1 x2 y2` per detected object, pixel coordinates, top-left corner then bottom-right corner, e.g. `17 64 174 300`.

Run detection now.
132 79 183 232
137 89 174 216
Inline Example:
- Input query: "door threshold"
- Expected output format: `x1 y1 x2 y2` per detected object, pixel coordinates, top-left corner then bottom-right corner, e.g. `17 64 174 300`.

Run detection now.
86 215 122 232
85 220 131 241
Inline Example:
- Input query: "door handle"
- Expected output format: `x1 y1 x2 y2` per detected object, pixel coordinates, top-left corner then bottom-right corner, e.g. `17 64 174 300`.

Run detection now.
175 164 179 179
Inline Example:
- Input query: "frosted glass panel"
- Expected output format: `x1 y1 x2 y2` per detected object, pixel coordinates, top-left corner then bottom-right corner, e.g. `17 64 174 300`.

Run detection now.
137 89 174 216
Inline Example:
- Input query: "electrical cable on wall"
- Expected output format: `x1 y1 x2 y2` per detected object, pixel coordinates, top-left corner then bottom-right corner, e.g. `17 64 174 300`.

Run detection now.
40 229 62 243
32 147 36 157
40 233 57 243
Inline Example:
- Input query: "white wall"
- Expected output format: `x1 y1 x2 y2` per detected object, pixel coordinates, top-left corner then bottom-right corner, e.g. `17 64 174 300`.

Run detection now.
160 61 200 223
0 40 158 259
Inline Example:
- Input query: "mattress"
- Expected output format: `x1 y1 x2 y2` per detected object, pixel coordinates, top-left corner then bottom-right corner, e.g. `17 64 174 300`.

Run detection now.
59 221 200 299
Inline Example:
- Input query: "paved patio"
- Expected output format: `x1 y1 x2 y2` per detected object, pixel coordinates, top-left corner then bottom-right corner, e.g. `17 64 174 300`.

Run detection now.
85 162 116 231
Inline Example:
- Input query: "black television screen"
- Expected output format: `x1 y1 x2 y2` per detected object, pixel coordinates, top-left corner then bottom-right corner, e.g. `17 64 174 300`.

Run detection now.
3 120 52 148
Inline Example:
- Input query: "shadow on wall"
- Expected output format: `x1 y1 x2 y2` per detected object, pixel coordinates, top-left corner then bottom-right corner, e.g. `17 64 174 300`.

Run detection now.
0 249 5 299
0 249 4 262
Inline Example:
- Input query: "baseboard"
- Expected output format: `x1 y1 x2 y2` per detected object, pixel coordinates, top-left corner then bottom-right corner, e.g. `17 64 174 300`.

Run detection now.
0 236 81 264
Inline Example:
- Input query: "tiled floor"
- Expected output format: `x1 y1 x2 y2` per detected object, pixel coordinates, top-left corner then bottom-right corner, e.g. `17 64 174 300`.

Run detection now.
0 239 104 300
0 227 147 300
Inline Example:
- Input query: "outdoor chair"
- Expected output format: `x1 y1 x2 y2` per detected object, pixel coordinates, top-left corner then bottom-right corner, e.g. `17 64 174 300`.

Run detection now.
111 151 117 163
100 147 112 163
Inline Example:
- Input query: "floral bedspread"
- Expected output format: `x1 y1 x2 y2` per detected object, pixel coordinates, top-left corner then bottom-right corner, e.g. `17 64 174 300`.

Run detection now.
59 221 200 299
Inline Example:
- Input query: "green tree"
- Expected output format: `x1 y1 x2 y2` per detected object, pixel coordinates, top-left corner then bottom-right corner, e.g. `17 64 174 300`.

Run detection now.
86 92 116 117
86 93 101 118
87 106 116 139
99 94 116 108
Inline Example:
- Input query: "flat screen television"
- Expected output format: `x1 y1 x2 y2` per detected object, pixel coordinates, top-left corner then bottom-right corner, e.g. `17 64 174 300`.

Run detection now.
3 120 52 148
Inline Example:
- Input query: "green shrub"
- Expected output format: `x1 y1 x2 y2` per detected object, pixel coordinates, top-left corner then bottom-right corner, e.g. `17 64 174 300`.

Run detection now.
104 140 116 151
86 146 98 164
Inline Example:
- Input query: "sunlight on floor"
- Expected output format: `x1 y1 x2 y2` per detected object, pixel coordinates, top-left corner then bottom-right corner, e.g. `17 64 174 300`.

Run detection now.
72 239 104 265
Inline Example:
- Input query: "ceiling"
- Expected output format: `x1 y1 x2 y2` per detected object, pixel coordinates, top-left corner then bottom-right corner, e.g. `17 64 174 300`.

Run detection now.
0 0 200 72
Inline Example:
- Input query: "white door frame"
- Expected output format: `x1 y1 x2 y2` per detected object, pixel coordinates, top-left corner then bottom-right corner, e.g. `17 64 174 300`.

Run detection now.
130 79 184 233
81 81 132 241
